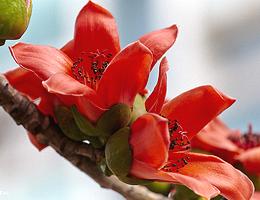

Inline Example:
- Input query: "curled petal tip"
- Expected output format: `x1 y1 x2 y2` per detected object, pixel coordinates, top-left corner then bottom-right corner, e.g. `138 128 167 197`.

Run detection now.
210 85 236 107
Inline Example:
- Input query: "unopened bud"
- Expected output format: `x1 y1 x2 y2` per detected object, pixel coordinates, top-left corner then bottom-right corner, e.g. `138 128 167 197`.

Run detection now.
0 0 32 45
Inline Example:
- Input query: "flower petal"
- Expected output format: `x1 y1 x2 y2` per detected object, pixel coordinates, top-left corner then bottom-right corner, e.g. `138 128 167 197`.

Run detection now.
61 40 75 60
236 147 260 175
5 67 45 100
28 132 47 151
145 57 169 114
74 1 120 61
130 158 220 199
161 85 235 139
169 152 254 200
42 73 96 97
42 73 103 122
76 96 106 122
97 41 153 108
252 192 260 200
4 67 57 117
139 25 178 68
192 118 241 163
9 42 72 80
129 113 170 169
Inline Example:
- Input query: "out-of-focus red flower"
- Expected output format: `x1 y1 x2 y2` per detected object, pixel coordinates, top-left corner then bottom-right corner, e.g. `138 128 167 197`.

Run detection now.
252 192 260 200
4 1 178 150
129 76 254 199
192 118 260 175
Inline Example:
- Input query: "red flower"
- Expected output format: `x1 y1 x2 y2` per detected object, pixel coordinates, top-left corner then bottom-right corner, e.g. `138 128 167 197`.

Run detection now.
192 118 260 176
4 1 178 150
252 192 260 200
129 80 254 199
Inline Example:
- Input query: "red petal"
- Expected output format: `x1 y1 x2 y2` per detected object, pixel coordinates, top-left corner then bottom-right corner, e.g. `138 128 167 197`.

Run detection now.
97 41 153 108
236 147 260 175
130 158 220 199
37 95 59 117
28 132 47 151
139 25 178 68
76 96 106 122
42 73 96 97
4 67 58 117
145 57 169 113
5 67 46 100
252 192 260 200
169 152 254 200
61 40 75 60
74 1 120 62
161 85 235 139
42 73 103 122
192 118 241 163
130 113 170 169
9 43 72 80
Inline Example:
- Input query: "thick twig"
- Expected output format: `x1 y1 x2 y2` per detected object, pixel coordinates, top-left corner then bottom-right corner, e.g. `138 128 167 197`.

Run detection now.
0 74 169 200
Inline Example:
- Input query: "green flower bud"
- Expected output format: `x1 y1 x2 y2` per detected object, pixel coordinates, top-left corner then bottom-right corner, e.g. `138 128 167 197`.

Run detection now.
0 0 32 45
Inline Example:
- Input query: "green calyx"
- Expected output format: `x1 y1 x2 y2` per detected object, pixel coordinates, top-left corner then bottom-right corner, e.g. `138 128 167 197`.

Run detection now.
55 100 149 184
96 103 132 136
55 103 132 148
104 127 150 185
130 94 147 123
105 127 132 177
0 0 32 45
55 106 103 148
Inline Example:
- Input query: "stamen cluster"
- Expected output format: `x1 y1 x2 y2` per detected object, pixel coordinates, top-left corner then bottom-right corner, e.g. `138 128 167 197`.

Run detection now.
229 125 260 150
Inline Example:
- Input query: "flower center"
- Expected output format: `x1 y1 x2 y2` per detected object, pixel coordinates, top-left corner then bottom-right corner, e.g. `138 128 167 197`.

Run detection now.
229 124 260 150
160 119 191 173
168 119 191 152
71 50 112 89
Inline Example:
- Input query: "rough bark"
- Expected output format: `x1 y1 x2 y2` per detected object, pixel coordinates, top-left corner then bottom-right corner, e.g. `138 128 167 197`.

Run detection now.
0 74 169 200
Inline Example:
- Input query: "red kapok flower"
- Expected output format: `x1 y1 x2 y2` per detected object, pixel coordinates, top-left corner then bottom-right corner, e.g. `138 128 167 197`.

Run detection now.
4 1 178 150
192 118 260 175
129 95 254 199
127 65 254 199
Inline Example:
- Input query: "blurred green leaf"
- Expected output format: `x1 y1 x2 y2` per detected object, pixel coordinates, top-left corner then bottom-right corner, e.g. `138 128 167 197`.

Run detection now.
118 175 151 185
173 185 224 200
146 182 172 196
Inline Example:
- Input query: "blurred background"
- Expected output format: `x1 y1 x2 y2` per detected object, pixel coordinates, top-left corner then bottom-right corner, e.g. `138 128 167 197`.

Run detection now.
0 0 260 199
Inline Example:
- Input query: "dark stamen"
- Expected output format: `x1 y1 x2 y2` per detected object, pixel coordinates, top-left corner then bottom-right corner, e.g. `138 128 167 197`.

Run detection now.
162 156 190 172
229 124 260 150
168 119 191 152
71 49 112 88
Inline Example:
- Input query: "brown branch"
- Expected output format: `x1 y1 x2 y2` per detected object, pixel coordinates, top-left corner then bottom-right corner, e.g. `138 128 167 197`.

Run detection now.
0 74 169 200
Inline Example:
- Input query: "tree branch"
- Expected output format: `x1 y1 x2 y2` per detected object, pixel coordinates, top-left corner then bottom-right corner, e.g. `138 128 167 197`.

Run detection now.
0 74 169 200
